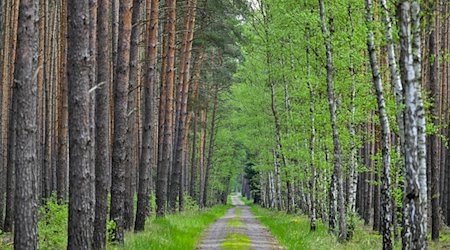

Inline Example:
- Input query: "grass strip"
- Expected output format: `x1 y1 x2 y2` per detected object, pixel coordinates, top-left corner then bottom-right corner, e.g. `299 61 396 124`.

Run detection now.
222 233 251 250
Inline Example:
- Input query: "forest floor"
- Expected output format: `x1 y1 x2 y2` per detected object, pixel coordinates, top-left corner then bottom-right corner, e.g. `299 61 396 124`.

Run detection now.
197 195 284 250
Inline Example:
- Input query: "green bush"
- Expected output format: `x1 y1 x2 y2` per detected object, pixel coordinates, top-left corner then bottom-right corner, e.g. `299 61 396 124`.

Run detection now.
183 195 200 211
107 220 117 242
38 195 68 250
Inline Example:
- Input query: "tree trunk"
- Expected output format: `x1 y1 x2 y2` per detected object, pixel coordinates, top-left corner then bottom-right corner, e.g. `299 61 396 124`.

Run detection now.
67 0 95 248
198 108 208 208
156 0 176 217
135 0 159 232
4 0 19 231
4 89 16 233
13 0 39 248
124 0 142 230
398 1 428 248
318 0 347 242
347 4 358 217
88 3 97 244
110 0 133 244
365 0 393 246
189 109 198 198
188 47 205 199
93 0 111 247
170 0 198 213
202 83 219 208
428 0 440 240
0 0 8 230
306 32 316 231
56 0 68 203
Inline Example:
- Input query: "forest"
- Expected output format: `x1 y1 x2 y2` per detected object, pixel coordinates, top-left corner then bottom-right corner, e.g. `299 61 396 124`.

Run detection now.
1 0 450 249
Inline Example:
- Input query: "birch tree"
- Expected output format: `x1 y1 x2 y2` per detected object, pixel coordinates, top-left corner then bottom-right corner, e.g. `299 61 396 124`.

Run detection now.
364 0 393 247
318 0 347 242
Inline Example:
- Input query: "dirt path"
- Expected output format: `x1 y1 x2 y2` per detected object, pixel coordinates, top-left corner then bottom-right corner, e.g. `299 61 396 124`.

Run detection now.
197 195 284 250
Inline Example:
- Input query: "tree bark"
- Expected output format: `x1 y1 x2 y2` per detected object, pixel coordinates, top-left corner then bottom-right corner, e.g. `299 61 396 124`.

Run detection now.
124 0 142 230
110 0 133 244
4 95 15 233
347 4 358 217
156 0 176 217
135 0 159 232
364 0 393 246
428 0 440 240
398 1 428 249
56 0 68 203
67 0 95 248
93 0 111 247
13 0 39 248
0 0 9 230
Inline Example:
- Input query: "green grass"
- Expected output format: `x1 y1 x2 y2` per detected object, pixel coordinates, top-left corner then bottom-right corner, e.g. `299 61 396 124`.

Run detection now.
250 205 450 250
227 208 243 228
221 233 251 250
0 232 12 250
109 205 229 250
250 205 392 250
227 217 243 228
235 208 242 217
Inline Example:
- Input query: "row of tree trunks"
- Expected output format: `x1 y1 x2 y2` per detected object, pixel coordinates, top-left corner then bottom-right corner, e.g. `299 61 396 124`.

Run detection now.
169 0 198 212
0 0 223 247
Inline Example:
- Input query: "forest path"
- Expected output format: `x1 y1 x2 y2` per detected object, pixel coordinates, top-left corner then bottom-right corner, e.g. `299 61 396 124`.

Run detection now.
197 195 284 250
